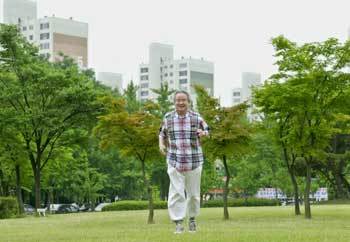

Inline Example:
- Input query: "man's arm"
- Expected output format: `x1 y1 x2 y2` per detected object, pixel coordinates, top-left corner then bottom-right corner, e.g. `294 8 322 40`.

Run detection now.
197 116 210 137
159 118 168 155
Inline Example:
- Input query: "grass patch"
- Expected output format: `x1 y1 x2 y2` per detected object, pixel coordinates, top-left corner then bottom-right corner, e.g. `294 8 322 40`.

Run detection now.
0 205 349 242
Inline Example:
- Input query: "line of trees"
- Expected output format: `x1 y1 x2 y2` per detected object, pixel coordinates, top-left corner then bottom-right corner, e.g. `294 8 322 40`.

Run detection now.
0 24 349 223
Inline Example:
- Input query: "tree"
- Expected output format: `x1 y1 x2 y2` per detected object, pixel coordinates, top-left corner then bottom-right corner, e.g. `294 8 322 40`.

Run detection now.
151 82 175 116
42 146 107 207
94 96 161 224
0 24 100 208
253 85 303 215
123 81 140 113
194 84 252 220
254 36 350 219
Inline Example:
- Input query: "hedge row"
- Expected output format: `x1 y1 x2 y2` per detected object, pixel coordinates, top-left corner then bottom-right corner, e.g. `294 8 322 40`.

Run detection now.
202 198 280 208
102 198 279 211
0 197 19 219
102 200 167 211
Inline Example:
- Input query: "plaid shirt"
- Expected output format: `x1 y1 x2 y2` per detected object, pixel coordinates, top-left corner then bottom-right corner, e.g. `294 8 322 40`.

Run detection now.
159 110 209 172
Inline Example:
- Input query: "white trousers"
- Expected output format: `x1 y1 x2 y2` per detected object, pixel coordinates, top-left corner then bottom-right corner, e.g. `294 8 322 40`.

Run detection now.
167 165 202 221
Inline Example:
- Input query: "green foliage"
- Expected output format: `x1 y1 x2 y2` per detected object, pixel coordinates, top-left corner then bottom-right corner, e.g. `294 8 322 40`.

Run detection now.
194 84 252 159
202 198 280 207
150 82 175 117
42 146 107 204
254 35 350 218
0 196 18 219
102 200 167 211
0 24 101 208
123 81 140 113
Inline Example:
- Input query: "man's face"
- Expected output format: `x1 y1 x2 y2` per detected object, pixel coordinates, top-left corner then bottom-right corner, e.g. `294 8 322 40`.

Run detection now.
175 93 189 114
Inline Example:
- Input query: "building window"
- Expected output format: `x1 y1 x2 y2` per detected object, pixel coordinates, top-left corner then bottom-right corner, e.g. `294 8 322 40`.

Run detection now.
170 80 174 84
29 25 34 30
179 63 187 68
141 83 149 88
40 43 50 49
160 67 163 72
140 67 148 73
40 33 50 40
141 91 149 96
233 98 241 103
169 72 173 77
22 26 27 31
164 65 168 69
164 73 168 77
29 35 33 41
140 75 148 80
40 23 50 30
179 79 187 84
170 64 173 68
233 92 241 97
179 71 187 76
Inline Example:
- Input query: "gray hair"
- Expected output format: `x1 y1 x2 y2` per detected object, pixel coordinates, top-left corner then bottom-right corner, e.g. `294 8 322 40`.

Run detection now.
174 90 191 103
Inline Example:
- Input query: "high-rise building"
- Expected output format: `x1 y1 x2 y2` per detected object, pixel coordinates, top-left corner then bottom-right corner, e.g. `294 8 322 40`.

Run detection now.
1 0 37 25
97 72 123 91
231 72 261 121
241 72 261 102
1 0 88 68
37 16 88 68
232 87 242 105
139 43 214 108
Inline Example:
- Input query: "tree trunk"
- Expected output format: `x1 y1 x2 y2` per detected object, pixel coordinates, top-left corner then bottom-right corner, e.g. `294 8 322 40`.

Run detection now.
290 170 301 215
0 169 4 196
340 176 350 197
141 160 154 224
147 185 154 224
222 155 230 220
34 166 41 209
304 161 312 219
282 147 301 215
15 164 24 214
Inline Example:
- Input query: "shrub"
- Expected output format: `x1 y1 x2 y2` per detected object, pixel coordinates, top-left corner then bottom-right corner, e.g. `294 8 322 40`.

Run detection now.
0 197 19 219
102 200 167 211
202 198 280 208
102 198 279 212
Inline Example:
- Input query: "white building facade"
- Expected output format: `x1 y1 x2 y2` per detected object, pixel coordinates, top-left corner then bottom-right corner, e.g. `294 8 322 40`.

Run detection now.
1 0 37 25
139 43 214 107
1 0 88 68
232 72 261 121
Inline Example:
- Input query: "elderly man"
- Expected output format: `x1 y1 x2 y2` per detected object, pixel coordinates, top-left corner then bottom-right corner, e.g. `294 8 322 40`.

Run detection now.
159 90 209 234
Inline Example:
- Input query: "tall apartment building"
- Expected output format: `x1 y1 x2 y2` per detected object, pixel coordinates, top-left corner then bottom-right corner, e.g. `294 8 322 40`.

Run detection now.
139 43 214 108
1 0 88 68
1 0 37 25
241 72 261 102
232 87 242 105
36 16 88 68
231 72 261 121
97 72 123 91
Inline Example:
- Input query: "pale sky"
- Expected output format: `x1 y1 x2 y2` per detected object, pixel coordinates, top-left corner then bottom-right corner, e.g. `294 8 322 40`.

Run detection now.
37 0 350 106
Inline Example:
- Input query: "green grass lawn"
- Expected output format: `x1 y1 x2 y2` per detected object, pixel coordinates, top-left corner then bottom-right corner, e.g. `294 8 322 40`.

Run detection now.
1 205 350 242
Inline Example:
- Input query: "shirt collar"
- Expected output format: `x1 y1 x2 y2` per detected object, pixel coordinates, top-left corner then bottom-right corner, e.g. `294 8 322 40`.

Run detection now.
175 111 190 119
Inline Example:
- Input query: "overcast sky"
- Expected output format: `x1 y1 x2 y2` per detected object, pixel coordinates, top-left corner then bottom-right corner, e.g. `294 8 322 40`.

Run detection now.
37 0 350 105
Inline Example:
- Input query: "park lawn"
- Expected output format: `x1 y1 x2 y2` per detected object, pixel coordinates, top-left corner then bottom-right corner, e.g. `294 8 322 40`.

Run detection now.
0 205 350 242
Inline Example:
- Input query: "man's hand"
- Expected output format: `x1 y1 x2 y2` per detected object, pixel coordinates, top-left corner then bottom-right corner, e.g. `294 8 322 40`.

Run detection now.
159 138 167 156
159 144 167 156
197 129 208 138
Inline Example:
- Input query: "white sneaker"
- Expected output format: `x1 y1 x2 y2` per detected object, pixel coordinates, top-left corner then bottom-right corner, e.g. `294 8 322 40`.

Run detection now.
174 222 184 234
189 220 196 233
